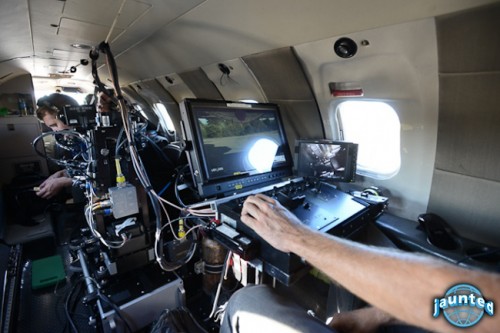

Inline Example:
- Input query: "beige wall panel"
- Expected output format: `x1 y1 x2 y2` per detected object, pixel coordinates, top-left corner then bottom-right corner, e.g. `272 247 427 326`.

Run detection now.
271 100 324 154
436 73 500 181
437 3 500 73
428 170 500 246
243 48 315 101
179 69 223 101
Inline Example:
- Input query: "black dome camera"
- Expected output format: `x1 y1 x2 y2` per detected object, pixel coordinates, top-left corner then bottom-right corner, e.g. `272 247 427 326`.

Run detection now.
334 37 357 58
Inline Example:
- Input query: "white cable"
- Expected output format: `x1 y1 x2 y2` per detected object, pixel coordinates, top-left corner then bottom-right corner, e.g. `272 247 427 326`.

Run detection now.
105 0 127 44
101 45 217 271
85 199 128 249
208 252 232 319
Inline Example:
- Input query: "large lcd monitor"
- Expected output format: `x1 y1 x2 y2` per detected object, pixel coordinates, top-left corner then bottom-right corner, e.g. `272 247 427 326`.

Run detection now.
180 99 293 198
295 140 358 183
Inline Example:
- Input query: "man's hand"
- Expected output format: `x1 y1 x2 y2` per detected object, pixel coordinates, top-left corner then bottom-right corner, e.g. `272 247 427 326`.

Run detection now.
240 194 308 253
46 169 68 180
36 176 72 199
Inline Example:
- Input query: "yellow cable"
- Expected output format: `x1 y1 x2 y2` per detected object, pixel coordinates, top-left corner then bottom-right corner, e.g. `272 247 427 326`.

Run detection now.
178 219 186 239
115 158 126 185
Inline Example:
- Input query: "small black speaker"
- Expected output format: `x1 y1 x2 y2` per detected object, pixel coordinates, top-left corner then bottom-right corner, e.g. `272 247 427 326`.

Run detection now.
334 37 358 58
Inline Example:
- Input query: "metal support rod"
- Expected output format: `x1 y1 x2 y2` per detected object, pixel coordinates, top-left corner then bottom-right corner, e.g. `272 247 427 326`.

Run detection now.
78 249 96 295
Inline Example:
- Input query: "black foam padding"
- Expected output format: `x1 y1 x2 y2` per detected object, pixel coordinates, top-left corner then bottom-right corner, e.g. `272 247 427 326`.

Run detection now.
17 248 94 333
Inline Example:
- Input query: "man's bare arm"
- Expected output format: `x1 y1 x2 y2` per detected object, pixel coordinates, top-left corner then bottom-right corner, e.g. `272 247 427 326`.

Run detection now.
241 194 500 333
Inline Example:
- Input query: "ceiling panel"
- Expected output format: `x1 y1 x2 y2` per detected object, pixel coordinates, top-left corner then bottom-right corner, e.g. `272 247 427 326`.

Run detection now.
0 0 32 61
62 0 151 29
26 0 205 79
2 0 499 84
58 18 124 43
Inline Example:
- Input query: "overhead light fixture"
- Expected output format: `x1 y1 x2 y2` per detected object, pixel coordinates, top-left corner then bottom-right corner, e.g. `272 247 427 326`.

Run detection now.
70 43 92 50
49 73 73 78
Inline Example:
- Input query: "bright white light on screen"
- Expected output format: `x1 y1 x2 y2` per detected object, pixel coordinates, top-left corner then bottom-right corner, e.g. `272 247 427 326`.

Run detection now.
248 138 278 173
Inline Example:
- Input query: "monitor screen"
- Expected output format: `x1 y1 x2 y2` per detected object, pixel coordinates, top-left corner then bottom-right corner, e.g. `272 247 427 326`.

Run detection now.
295 140 358 182
62 105 97 131
180 99 293 197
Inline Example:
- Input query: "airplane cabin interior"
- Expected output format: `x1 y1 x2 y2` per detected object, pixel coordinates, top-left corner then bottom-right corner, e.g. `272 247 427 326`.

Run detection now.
0 0 499 332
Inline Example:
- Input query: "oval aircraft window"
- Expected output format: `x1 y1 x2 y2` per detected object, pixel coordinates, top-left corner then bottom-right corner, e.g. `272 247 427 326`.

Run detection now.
153 103 176 133
336 101 401 179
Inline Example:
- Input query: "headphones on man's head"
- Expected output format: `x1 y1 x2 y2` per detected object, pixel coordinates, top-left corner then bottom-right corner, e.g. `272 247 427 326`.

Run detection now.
37 97 59 113
36 96 54 109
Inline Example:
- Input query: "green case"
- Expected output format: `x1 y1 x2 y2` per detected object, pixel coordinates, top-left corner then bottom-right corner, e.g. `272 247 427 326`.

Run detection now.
31 255 66 290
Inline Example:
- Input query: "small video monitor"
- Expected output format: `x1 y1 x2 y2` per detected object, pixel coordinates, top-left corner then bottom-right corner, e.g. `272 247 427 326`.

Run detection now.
61 105 97 131
295 140 358 182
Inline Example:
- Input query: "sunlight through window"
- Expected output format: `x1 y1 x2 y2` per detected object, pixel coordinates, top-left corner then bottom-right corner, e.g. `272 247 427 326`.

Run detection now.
153 103 176 133
337 101 400 179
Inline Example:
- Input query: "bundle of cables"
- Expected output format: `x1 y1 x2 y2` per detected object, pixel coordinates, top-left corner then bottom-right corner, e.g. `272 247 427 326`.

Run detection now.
92 41 217 272
32 129 91 177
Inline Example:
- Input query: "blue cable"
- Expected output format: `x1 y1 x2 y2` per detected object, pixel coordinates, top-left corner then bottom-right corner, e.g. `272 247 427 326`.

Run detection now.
157 181 172 196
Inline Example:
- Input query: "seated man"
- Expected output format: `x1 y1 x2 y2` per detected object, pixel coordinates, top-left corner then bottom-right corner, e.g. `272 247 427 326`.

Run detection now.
35 93 79 199
221 194 499 333
35 91 111 199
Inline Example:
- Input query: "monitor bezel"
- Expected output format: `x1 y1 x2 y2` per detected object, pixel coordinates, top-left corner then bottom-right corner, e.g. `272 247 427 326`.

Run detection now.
180 99 294 198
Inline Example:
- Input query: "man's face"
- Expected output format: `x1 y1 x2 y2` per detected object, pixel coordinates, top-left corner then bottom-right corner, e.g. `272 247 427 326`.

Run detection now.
42 113 70 131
